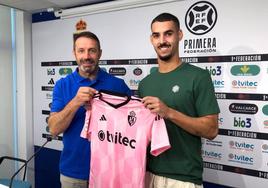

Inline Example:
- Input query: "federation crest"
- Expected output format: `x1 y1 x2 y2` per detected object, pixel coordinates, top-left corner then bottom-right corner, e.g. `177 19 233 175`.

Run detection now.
128 111 137 126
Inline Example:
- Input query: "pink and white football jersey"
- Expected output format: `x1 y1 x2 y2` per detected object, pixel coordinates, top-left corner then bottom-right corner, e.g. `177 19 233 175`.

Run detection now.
81 92 170 188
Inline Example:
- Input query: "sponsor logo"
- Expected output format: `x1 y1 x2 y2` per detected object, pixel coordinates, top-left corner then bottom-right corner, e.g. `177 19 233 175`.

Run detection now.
133 67 142 76
233 117 252 128
184 1 217 54
47 68 55 75
212 80 224 88
109 67 126 76
229 140 254 151
48 78 55 85
185 1 217 35
231 65 260 76
99 115 107 121
262 105 268 115
59 68 72 75
206 65 222 76
262 144 268 153
229 103 258 114
228 153 253 165
202 150 222 160
264 120 268 128
232 80 257 89
98 130 136 149
128 111 137 126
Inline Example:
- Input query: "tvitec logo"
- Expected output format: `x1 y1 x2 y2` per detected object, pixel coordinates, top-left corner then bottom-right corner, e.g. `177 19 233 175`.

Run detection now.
229 140 254 152
202 150 222 160
228 153 254 165
98 130 136 149
184 1 217 54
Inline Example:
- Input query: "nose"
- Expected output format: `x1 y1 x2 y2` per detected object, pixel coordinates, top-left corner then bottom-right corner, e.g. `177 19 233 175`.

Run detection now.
85 51 92 58
159 34 167 44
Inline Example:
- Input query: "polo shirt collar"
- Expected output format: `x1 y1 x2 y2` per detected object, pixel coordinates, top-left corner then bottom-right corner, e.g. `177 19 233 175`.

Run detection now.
74 67 106 83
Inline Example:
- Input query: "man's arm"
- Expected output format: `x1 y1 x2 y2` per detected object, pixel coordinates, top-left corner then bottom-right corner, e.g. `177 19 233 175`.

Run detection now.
142 96 218 140
48 87 96 136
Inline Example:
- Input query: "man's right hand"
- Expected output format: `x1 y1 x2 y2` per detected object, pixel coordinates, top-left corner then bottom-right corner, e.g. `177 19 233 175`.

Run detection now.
73 87 97 106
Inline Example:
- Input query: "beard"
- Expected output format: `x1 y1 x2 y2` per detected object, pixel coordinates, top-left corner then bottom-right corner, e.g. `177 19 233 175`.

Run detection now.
158 53 172 61
156 43 173 61
79 58 98 74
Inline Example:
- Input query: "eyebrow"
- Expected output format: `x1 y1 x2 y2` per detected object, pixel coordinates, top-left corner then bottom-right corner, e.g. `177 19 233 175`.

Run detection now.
152 29 174 34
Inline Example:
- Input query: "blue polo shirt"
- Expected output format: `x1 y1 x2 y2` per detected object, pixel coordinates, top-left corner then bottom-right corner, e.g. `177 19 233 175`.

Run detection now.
50 68 131 180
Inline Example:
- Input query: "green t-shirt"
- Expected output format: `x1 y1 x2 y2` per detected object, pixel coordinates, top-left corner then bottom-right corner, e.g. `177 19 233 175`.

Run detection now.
138 63 220 185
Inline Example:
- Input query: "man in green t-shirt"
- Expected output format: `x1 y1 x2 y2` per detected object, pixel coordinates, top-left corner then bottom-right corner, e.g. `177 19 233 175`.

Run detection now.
138 13 220 188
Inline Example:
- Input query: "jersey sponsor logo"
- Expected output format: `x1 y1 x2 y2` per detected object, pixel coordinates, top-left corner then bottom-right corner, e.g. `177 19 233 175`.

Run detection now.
98 130 136 149
99 115 107 121
128 111 137 126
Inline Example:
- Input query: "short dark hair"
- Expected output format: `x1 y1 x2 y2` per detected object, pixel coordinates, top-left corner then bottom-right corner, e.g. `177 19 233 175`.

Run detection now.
151 13 180 30
73 31 101 50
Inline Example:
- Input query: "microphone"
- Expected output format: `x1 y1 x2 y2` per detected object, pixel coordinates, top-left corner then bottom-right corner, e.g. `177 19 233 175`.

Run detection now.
9 137 53 187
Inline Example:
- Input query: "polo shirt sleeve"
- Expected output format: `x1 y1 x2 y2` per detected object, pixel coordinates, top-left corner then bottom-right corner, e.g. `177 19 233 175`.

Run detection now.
50 79 65 113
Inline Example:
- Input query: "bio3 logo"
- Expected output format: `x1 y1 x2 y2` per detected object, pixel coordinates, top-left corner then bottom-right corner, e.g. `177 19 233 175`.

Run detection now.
185 1 217 35
205 65 222 76
233 117 252 128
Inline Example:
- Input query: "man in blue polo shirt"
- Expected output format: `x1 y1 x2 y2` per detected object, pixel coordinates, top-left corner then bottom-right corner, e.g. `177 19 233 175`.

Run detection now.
48 31 131 188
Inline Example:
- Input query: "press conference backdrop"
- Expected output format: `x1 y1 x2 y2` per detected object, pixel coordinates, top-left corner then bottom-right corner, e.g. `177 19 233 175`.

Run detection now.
32 0 268 187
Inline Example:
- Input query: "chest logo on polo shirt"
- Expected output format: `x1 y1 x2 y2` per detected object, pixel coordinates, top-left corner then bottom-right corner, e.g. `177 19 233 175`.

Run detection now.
172 85 180 93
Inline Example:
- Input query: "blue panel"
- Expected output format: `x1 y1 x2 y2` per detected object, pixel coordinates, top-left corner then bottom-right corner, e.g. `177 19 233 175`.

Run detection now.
34 146 61 188
204 181 232 188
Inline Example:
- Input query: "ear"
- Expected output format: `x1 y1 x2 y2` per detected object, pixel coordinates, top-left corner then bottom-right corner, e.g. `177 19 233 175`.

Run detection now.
99 49 102 59
178 29 183 41
73 49 75 56
150 35 153 45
